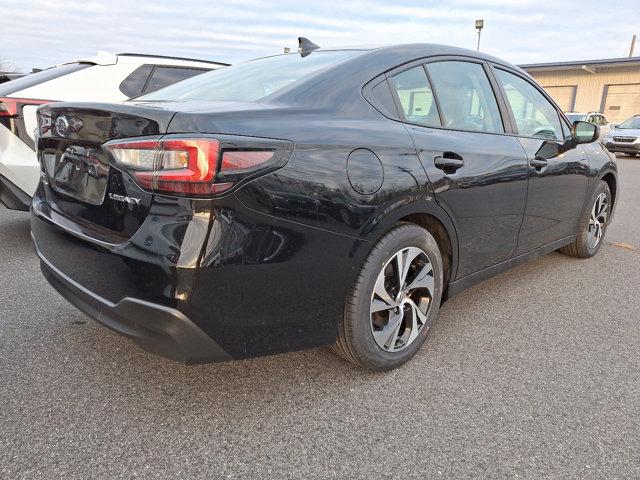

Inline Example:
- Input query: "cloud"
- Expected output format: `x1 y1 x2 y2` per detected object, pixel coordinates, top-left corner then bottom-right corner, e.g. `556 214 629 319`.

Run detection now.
0 0 637 70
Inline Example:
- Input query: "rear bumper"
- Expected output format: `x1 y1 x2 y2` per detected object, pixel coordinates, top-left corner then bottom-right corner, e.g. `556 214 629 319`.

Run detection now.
0 175 31 211
34 236 231 364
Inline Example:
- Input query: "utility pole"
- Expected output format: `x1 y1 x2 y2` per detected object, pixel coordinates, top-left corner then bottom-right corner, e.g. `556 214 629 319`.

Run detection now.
475 19 484 51
629 35 637 57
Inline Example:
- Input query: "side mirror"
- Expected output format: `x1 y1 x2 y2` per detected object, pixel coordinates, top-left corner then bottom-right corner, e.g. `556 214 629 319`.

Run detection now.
572 120 599 144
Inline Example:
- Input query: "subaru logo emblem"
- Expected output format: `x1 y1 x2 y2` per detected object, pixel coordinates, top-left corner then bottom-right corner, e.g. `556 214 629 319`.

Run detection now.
55 116 69 137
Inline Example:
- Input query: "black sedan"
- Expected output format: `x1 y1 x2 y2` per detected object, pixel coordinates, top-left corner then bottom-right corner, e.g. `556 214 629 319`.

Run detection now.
31 42 618 370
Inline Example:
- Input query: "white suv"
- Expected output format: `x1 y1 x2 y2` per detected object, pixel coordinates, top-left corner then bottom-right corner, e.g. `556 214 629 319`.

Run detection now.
565 112 611 141
0 52 227 210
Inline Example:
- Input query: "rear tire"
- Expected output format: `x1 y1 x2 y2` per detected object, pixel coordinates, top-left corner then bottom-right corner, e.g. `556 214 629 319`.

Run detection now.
559 180 611 258
332 224 443 370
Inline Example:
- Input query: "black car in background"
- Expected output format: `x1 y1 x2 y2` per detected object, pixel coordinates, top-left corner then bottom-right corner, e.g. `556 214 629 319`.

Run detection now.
31 43 618 370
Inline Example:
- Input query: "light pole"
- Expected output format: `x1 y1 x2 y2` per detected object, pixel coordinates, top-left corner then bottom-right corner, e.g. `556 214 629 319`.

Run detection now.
475 19 484 51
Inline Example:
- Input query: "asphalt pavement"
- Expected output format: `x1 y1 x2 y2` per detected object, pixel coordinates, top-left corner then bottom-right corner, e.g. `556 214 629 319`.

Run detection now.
1 157 639 479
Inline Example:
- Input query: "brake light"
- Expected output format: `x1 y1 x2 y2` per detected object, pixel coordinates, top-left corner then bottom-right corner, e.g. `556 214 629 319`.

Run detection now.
0 97 52 117
104 136 278 196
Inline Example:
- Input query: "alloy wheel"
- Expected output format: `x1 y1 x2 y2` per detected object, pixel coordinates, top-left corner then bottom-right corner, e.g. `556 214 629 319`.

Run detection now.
370 247 435 352
588 192 609 249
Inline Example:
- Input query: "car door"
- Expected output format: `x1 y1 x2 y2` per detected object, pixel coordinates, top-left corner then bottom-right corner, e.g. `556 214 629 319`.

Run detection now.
387 59 529 279
491 67 589 254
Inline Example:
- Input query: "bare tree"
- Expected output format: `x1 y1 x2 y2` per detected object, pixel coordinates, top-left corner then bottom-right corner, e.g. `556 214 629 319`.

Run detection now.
0 56 18 73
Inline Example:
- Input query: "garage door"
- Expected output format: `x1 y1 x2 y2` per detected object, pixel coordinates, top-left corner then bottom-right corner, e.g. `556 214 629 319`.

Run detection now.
603 84 640 123
544 85 576 111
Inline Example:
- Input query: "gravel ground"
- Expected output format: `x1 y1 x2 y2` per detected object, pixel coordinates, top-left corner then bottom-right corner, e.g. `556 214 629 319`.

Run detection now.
1 157 639 479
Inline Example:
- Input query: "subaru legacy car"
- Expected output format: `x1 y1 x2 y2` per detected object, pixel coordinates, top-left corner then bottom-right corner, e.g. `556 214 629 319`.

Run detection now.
603 115 640 156
31 43 617 370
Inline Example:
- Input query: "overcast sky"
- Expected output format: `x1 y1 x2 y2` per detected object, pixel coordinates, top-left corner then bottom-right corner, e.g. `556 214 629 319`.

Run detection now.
1 0 637 71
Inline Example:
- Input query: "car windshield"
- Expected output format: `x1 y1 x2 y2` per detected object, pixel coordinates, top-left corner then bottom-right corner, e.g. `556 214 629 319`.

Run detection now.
139 51 363 103
617 117 640 129
566 114 586 122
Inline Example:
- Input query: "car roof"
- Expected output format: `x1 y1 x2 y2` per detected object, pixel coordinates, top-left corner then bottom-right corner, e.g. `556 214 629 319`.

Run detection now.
318 43 521 69
263 43 529 108
255 43 522 73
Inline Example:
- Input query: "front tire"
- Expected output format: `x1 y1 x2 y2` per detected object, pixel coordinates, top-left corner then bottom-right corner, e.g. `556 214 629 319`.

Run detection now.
559 180 611 258
333 224 444 370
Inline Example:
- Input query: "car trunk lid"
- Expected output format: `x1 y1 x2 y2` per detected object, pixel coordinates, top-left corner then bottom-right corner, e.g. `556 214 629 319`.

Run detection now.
36 102 178 242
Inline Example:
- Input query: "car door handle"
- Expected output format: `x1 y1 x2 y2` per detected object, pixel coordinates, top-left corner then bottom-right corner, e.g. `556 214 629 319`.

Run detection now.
530 157 548 169
434 154 464 173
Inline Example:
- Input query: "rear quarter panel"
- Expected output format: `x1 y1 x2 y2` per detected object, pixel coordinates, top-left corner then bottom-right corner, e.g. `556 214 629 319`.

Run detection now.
582 140 619 217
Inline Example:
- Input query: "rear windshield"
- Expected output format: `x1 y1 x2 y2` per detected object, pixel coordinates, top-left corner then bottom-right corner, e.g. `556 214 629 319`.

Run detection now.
566 114 586 123
139 51 362 102
618 117 640 129
0 63 92 96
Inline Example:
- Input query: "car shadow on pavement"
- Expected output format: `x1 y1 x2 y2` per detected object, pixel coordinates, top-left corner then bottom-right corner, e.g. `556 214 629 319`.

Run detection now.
64 244 606 415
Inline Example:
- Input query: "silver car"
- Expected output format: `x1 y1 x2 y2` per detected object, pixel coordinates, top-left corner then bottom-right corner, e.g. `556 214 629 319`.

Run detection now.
602 115 640 156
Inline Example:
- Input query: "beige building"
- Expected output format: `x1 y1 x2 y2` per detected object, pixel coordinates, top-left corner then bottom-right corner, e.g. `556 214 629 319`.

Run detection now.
520 57 640 124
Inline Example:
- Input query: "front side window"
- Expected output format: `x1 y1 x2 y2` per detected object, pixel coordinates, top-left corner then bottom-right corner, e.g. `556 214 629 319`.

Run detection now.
390 66 439 127
495 69 562 140
588 114 605 126
561 119 571 140
426 61 503 133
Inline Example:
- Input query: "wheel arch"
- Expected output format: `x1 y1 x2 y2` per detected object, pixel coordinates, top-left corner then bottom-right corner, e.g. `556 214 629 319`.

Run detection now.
362 199 459 292
594 163 618 222
600 170 617 209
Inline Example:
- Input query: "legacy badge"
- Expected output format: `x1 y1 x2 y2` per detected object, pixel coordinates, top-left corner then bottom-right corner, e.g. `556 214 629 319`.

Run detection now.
109 193 141 205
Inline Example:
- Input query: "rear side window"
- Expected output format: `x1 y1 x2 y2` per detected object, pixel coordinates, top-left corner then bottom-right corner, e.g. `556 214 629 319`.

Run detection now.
494 69 562 140
390 66 440 127
426 61 503 134
142 67 208 94
119 65 153 97
0 63 91 96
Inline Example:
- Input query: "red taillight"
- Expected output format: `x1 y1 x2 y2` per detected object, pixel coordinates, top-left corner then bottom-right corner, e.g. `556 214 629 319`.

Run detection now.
221 150 274 171
0 97 52 117
104 136 278 196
